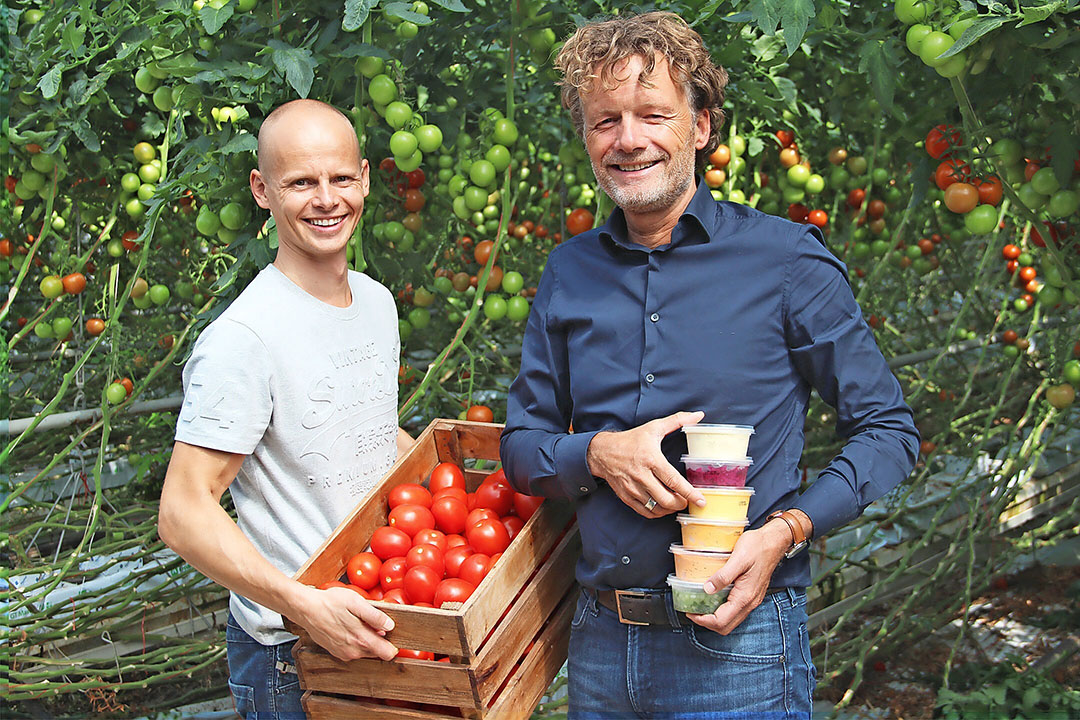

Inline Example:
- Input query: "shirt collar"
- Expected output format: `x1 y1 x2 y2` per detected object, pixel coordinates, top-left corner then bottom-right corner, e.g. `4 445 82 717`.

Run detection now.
599 177 715 253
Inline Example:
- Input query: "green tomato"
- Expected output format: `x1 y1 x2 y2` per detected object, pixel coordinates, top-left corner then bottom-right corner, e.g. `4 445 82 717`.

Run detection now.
237 0 257 11
137 183 156 202
22 170 46 192
34 322 54 339
469 160 497 188
787 164 810 187
355 56 385 79
395 21 419 39
139 163 161 183
964 205 998 235
1036 284 1062 307
506 295 530 321
1016 183 1047 210
152 86 175 112
407 307 430 329
196 206 221 236
134 67 160 94
452 195 470 220
52 317 73 338
1063 360 1080 386
394 149 423 173
501 270 524 295
935 52 966 78
390 131 419 158
398 318 413 340
367 75 398 106
1046 190 1078 218
1030 167 1060 196
415 124 443 153
1017 252 1034 267
483 294 507 320
919 32 955 67
729 135 746 157
30 153 55 173
384 102 413 130
125 198 146 218
219 202 246 230
948 17 975 40
121 172 142 193
149 284 171 305
804 174 825 194
991 139 1023 167
433 276 453 294
894 0 930 24
492 118 519 146
871 239 891 257
107 239 125 257
383 221 405 243
106 382 129 404
485 144 511 173
905 24 932 54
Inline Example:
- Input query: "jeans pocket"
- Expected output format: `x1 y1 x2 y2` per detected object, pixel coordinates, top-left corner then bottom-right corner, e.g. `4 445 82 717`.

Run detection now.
228 679 255 718
571 591 597 631
684 618 784 664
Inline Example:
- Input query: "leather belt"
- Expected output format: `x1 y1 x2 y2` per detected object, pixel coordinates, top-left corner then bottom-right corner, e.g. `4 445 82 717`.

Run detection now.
595 587 790 626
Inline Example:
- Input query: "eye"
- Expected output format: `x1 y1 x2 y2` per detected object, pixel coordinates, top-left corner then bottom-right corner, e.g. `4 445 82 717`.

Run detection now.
293 178 311 187
335 175 352 183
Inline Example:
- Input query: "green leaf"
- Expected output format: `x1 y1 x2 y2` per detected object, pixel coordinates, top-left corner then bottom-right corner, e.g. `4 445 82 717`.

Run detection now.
342 0 377 32
1048 123 1077 188
71 117 100 152
268 39 316 98
772 75 797 109
384 2 434 25
1019 2 1063 26
751 33 784 63
857 39 897 112
779 0 815 57
747 136 765 157
747 0 782 36
940 15 1011 57
37 66 62 100
62 21 86 55
427 0 468 11
198 3 234 35
221 132 258 155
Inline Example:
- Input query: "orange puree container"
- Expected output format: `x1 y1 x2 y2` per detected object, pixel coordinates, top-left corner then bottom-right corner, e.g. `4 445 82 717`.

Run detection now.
669 544 731 582
676 515 747 552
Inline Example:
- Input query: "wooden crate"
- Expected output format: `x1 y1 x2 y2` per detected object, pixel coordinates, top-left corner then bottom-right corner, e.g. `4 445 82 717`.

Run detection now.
288 419 580 717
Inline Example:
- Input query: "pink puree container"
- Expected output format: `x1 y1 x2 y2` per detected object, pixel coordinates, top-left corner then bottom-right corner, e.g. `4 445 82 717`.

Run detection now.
682 456 752 487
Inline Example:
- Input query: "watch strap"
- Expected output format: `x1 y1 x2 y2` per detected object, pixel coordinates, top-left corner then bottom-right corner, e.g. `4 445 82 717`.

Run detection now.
767 510 809 558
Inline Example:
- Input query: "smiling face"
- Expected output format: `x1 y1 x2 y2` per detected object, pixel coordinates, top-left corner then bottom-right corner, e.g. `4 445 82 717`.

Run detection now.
580 54 709 216
250 102 369 262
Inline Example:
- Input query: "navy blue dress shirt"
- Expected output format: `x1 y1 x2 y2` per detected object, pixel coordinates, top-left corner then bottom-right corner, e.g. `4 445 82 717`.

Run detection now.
500 179 919 591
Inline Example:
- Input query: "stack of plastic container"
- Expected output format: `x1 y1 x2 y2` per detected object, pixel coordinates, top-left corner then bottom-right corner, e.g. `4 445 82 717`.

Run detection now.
667 424 755 614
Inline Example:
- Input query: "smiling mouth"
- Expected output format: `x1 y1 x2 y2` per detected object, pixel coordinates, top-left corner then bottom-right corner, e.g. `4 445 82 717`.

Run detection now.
611 160 660 173
304 216 346 228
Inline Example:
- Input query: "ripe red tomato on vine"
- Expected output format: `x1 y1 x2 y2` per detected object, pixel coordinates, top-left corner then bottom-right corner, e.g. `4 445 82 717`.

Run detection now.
566 208 594 236
925 124 961 159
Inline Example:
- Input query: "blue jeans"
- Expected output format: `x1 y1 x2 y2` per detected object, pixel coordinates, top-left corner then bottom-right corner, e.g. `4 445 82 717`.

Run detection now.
226 612 306 719
568 587 815 719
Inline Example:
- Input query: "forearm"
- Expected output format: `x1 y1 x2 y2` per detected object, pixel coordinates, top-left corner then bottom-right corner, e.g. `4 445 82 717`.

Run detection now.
158 487 311 623
396 427 415 458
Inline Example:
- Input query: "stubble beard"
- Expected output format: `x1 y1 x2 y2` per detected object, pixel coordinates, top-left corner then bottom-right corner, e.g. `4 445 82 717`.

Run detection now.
590 131 698 214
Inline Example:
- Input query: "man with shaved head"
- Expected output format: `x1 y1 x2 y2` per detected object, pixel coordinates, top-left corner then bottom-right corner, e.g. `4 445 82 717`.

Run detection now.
159 99 413 718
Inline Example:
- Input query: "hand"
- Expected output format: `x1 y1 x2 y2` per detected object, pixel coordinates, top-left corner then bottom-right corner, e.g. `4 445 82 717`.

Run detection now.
685 519 791 634
294 585 398 661
586 411 706 518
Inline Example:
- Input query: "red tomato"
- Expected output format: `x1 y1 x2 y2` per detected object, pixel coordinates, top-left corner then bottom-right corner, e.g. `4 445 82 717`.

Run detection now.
413 528 447 551
501 515 524 540
382 588 408 604
976 175 1003 206
444 545 474 577
432 486 467 503
466 508 500 527
388 483 432 509
466 519 511 556
489 552 502 565
318 580 349 590
380 556 408 592
566 208 595 236
431 496 468 534
345 584 371 599
846 188 865 209
406 543 445 576
368 586 383 600
403 565 440 605
925 124 961 159
397 648 435 660
481 468 506 486
433 578 476 608
787 202 809 223
345 551 382 590
512 493 544 521
934 159 969 190
388 504 436 537
429 462 466 493
370 526 412 560
445 534 469 548
465 404 495 422
474 480 514 516
457 553 492 587
807 209 828 228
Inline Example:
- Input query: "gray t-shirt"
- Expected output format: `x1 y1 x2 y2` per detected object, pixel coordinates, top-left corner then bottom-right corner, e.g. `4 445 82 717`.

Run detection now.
176 264 399 645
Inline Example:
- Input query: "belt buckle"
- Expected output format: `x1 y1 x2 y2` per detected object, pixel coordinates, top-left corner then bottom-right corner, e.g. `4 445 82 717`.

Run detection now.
614 589 650 626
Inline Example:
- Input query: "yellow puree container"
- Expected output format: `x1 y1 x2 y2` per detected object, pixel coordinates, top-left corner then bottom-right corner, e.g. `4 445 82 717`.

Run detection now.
669 544 731 582
676 515 747 552
687 486 754 521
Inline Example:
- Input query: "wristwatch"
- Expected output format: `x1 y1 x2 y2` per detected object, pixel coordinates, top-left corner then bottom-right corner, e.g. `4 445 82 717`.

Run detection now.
767 510 809 559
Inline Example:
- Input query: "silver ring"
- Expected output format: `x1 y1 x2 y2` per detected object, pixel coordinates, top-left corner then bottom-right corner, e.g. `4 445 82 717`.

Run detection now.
643 497 658 511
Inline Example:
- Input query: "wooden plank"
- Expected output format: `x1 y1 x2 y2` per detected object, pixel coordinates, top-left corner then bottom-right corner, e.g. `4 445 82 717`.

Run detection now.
460 502 575 654
473 528 580 704
294 643 480 707
303 691 464 720
483 590 576 719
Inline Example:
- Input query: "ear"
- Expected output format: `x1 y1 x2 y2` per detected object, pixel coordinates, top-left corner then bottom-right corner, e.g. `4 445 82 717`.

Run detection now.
250 168 271 210
359 158 371 198
693 108 711 151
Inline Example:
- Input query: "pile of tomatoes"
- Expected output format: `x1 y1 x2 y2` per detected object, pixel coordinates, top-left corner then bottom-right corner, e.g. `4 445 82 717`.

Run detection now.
318 461 543 659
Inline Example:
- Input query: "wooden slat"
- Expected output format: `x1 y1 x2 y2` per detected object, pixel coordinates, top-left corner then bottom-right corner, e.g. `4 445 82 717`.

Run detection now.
295 644 480 707
303 691 465 720
460 502 575 654
483 590 576 719
474 528 580 704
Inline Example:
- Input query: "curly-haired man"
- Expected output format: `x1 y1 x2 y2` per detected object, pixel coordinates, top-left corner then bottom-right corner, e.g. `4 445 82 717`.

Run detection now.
501 12 918 718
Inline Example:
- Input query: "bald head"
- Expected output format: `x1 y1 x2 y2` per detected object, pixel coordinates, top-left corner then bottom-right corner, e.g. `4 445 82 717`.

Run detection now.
256 100 360 180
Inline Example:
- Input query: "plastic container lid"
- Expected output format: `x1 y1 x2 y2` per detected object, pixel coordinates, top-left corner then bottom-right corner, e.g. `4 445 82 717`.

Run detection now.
667 574 715 592
675 514 748 528
681 455 752 468
669 543 732 558
682 424 755 435
696 486 755 497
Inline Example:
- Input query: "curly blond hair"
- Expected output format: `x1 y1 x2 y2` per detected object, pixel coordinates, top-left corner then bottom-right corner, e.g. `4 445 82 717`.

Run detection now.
555 11 728 169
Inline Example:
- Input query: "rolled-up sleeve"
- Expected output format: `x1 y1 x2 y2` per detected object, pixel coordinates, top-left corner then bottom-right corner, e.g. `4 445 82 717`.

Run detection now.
500 256 601 499
783 228 919 538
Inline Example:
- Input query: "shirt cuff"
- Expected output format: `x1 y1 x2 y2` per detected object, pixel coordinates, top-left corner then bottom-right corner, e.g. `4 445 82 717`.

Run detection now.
792 469 860 539
554 430 602 498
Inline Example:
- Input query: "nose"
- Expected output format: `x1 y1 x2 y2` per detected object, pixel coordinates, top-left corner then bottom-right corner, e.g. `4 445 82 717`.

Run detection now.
312 178 336 208
613 114 647 154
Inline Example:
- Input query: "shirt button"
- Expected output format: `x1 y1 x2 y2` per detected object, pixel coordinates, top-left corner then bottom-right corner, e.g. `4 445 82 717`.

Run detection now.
645 373 655 383
579 486 590 493
650 313 659 322
621 555 631 565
